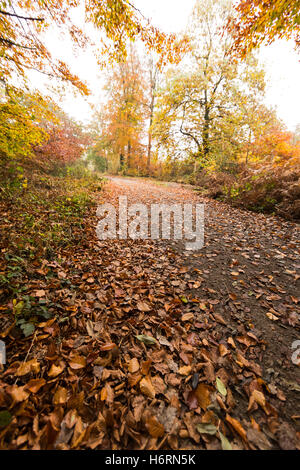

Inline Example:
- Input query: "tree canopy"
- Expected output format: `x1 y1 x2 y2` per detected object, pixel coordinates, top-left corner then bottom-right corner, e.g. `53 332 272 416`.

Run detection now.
228 0 300 57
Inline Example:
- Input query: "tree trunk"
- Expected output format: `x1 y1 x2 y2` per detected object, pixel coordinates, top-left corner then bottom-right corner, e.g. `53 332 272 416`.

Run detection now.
203 105 210 159
120 152 124 169
127 140 131 169
147 111 153 174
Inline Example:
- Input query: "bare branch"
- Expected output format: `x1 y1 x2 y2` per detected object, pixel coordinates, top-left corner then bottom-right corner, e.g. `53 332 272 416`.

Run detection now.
0 37 36 50
0 9 44 22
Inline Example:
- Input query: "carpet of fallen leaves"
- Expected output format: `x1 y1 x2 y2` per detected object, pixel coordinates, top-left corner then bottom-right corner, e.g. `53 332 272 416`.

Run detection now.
0 176 299 450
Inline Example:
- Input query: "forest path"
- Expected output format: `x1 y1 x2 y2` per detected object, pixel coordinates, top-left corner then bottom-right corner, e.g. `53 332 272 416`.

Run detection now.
2 176 299 450
95 175 300 449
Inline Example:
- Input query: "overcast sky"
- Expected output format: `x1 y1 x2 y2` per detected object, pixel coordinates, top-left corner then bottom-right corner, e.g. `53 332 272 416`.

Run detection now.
29 0 300 131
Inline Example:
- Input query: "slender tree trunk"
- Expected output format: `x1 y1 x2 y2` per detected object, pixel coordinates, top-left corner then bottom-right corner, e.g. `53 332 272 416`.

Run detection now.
147 107 153 174
127 140 131 169
202 82 210 160
202 90 210 159
146 61 158 176
120 152 124 169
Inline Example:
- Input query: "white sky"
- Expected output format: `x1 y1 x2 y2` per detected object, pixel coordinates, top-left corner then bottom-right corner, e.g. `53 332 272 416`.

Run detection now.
28 0 300 132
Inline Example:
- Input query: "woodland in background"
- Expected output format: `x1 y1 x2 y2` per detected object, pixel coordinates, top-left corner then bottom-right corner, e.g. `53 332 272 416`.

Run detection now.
0 0 299 220
87 0 300 220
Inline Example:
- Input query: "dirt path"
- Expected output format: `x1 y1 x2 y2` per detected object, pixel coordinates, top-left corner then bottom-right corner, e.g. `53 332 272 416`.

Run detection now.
100 176 300 449
1 176 299 450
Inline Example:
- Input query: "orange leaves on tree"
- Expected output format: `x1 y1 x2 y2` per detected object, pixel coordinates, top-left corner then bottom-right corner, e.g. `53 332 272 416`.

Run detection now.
228 0 300 57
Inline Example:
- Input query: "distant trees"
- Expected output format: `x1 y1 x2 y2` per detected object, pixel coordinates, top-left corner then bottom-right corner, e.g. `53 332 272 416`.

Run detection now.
96 46 147 173
34 108 90 170
91 47 162 175
0 0 178 166
144 57 161 174
152 0 267 170
0 87 53 160
89 0 299 179
251 126 300 166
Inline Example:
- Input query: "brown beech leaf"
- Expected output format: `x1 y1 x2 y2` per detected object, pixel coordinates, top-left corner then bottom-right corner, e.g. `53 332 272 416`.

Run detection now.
141 359 152 375
128 374 142 388
147 416 165 438
48 363 65 378
178 365 192 376
226 414 247 442
100 343 117 351
137 301 151 312
219 344 229 357
128 358 140 373
7 385 30 403
16 358 40 376
248 389 266 411
213 314 226 325
53 387 68 405
140 376 156 399
195 383 212 410
186 390 198 410
35 289 46 297
25 378 46 394
69 355 86 370
181 313 194 322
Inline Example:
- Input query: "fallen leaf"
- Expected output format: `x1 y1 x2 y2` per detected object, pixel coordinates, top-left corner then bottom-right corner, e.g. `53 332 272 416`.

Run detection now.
182 313 194 322
137 301 151 312
128 358 140 373
196 423 217 435
136 335 157 345
53 387 68 405
266 312 279 321
35 289 46 297
25 378 46 394
100 343 117 351
178 365 192 376
48 363 65 378
216 377 227 397
195 384 212 410
140 376 156 399
248 389 266 411
7 385 29 403
147 416 165 438
226 414 247 441
69 355 86 370
219 431 232 450
16 359 40 376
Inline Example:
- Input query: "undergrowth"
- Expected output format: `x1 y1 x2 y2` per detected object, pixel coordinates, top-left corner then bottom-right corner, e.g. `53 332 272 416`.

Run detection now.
0 165 103 336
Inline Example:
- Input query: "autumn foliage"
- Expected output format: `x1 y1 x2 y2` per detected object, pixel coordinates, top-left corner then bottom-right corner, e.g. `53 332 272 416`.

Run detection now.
228 0 300 57
34 111 91 171
0 0 300 453
88 0 299 221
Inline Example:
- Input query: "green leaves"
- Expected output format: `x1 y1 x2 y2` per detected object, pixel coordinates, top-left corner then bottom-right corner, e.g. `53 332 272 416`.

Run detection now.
0 411 12 428
20 322 35 337
216 377 227 397
136 335 157 346
219 431 232 450
196 423 218 435
196 423 232 450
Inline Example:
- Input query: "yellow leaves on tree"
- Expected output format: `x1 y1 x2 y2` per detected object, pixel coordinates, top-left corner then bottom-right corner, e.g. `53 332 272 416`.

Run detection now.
0 1 182 91
228 0 300 57
0 1 182 162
